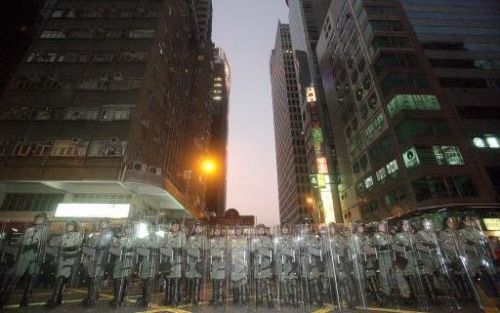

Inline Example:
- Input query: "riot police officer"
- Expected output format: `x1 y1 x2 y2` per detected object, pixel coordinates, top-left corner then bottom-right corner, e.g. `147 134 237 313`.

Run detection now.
161 220 185 306
393 220 417 305
81 219 114 308
109 222 136 308
230 224 249 306
136 221 162 309
209 225 226 306
251 224 274 307
350 220 374 306
275 224 298 307
297 219 323 306
371 220 394 303
185 221 208 305
0 213 49 308
46 220 82 308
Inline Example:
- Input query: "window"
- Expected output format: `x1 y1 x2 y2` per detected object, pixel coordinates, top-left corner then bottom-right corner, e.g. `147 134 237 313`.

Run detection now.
433 146 464 165
447 176 478 197
394 118 449 142
439 78 488 89
369 35 411 56
64 108 99 120
412 177 448 202
13 139 31 156
368 134 393 164
41 30 66 39
88 139 126 157
381 73 429 97
129 29 155 38
100 107 133 121
51 10 64 18
0 193 63 212
486 136 500 148
386 159 398 175
0 138 13 156
51 140 88 157
30 140 53 156
365 176 374 189
364 112 387 144
374 53 418 74
457 106 500 120
32 109 51 120
387 94 440 118
376 167 387 182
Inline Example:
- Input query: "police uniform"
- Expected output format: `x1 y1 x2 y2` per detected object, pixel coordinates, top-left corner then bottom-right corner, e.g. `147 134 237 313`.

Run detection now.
275 228 298 306
230 227 249 306
81 226 114 307
371 228 394 299
47 229 82 308
393 230 415 300
414 223 442 303
185 227 208 305
110 234 137 308
161 225 186 306
251 226 273 307
209 229 226 306
0 221 49 307
136 226 162 308
298 227 323 306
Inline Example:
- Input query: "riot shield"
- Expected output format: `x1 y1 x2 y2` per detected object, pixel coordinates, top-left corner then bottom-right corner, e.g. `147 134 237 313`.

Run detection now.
414 218 460 309
458 215 499 310
322 223 358 312
296 221 324 310
185 222 209 306
273 224 300 309
209 225 228 307
81 219 114 308
391 220 429 310
250 224 274 309
229 225 250 308
348 221 370 310
160 220 186 307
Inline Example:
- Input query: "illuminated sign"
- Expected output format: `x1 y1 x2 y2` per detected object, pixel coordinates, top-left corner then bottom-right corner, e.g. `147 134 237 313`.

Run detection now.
316 157 328 174
483 218 500 231
403 147 420 168
306 87 317 103
314 144 322 157
312 128 323 144
309 174 318 188
317 174 326 188
55 203 130 218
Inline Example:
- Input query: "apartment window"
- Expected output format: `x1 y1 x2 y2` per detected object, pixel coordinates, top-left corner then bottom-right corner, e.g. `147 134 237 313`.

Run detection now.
368 134 393 164
122 51 149 62
365 176 374 189
100 107 133 121
51 140 87 157
387 94 440 118
0 138 13 156
30 140 54 156
386 159 398 175
412 177 448 202
384 187 408 206
51 10 64 18
439 78 488 89
41 30 66 39
88 139 126 157
13 139 32 156
369 35 411 56
457 106 500 120
64 108 99 120
369 20 404 32
32 108 51 120
27 52 57 63
59 52 88 63
376 167 387 182
129 29 155 39
0 193 63 212
364 111 386 144
93 53 116 63
433 146 464 165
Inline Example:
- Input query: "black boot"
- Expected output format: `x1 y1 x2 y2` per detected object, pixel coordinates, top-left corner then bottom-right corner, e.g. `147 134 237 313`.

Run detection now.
193 279 200 305
47 277 65 308
0 276 18 307
20 275 36 307
172 278 180 306
265 279 273 308
109 279 120 308
163 279 172 305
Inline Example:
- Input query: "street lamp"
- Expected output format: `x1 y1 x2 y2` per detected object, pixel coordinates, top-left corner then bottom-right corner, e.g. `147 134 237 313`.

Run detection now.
201 158 217 176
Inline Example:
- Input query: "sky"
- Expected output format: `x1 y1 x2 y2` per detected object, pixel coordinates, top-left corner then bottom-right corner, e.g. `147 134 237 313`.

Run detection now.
212 0 289 225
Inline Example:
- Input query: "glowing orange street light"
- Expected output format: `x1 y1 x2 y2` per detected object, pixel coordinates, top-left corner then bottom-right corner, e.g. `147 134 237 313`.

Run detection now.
306 197 314 205
201 158 217 175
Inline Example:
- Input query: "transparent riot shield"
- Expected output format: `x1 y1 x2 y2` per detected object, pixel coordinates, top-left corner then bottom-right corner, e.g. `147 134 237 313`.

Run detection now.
391 220 429 310
414 218 460 309
322 223 358 312
296 221 324 310
0 215 49 308
250 224 274 309
81 219 114 308
228 225 251 308
349 221 370 310
458 215 499 310
208 225 228 308
160 220 186 307
185 222 209 307
273 224 300 309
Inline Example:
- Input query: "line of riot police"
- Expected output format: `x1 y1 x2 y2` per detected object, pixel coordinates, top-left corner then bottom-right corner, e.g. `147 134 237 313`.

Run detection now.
0 214 497 312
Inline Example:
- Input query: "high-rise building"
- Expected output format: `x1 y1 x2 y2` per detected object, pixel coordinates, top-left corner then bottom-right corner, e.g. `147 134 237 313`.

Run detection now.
206 47 230 217
0 0 52 94
316 0 498 222
0 0 214 222
285 0 343 223
271 23 310 224
191 0 213 42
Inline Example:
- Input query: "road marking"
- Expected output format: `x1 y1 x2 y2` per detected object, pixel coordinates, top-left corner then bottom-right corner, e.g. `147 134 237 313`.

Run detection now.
357 307 426 313
136 307 192 313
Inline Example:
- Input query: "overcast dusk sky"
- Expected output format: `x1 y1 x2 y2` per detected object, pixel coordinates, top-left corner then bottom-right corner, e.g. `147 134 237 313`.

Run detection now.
212 0 289 225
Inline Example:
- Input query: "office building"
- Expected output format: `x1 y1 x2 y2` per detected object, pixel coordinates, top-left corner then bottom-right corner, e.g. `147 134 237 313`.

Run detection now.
271 23 310 224
316 0 498 222
0 0 214 222
206 47 230 217
285 0 343 223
